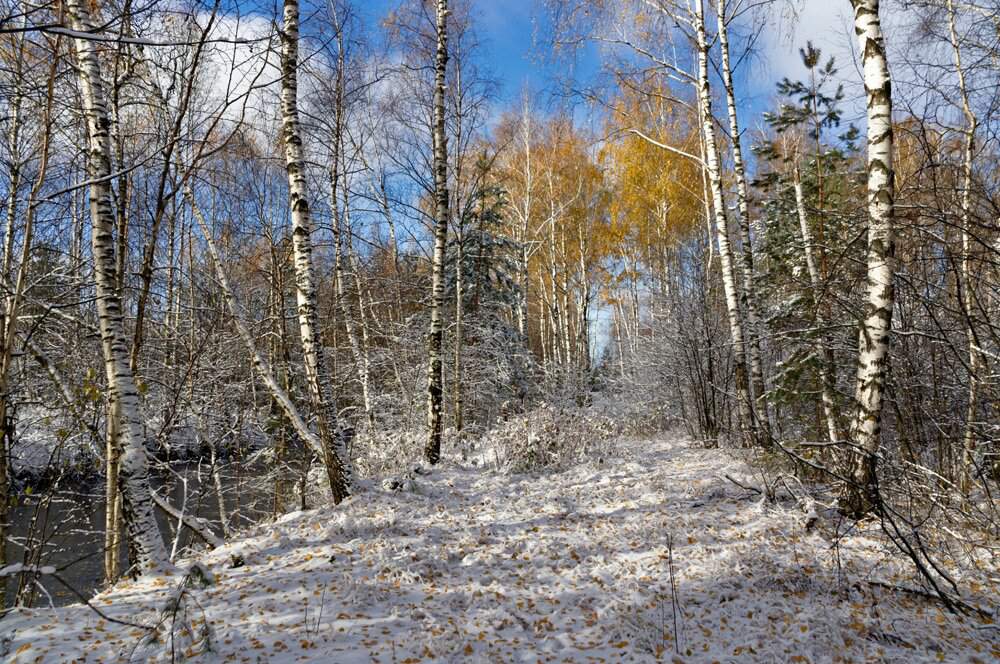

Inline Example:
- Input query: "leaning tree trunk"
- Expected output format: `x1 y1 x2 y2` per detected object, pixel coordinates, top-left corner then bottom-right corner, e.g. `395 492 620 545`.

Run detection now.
694 0 760 447
280 0 350 502
186 188 346 498
66 0 167 571
425 0 450 465
844 0 896 514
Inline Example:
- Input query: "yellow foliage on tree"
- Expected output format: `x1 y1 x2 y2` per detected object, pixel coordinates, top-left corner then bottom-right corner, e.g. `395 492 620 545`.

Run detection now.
601 82 704 257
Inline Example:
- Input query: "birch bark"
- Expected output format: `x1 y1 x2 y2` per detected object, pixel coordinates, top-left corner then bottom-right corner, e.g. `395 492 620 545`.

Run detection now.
794 169 844 444
425 0 450 464
341 186 375 428
693 0 760 446
845 0 895 511
716 0 768 426
514 105 533 340
946 0 982 493
329 19 374 430
66 0 167 571
281 0 351 501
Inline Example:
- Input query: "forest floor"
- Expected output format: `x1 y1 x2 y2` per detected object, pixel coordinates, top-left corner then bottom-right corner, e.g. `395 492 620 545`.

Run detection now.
2 434 998 663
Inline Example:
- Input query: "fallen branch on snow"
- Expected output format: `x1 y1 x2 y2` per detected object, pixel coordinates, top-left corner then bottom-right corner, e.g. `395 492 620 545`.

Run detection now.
151 491 224 548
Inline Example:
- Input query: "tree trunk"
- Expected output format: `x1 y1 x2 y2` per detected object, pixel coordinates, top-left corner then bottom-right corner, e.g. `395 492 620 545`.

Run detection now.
186 187 346 501
453 226 464 433
577 224 591 378
794 170 844 444
515 104 533 341
328 21 374 431
66 0 168 572
694 0 760 447
269 242 292 514
280 0 351 502
425 0 450 465
946 0 981 494
716 0 769 430
844 0 896 514
0 25 26 606
342 188 376 429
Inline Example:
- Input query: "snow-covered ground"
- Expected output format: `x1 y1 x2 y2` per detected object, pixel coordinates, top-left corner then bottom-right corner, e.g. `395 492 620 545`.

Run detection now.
2 434 998 662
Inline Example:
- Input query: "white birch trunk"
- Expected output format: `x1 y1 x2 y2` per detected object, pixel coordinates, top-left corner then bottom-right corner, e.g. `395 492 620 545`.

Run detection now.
548 197 562 367
329 23 374 430
515 104 533 340
281 0 351 502
577 224 591 375
694 0 759 446
425 0 450 464
453 227 464 432
66 0 167 571
342 191 375 429
794 170 844 444
716 0 768 423
846 0 895 506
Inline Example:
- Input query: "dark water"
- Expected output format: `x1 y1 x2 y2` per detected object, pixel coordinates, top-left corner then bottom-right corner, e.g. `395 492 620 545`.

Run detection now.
4 460 275 608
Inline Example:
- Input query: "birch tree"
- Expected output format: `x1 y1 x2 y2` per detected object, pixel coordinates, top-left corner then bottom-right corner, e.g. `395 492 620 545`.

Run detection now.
280 0 351 502
65 0 167 570
844 0 895 513
693 0 760 447
944 0 982 494
793 166 843 444
715 0 769 432
425 0 450 464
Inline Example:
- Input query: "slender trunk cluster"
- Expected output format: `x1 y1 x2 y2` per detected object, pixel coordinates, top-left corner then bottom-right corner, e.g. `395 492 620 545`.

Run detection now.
0 29 56 603
715 0 769 433
693 0 760 447
0 25 24 605
186 189 343 494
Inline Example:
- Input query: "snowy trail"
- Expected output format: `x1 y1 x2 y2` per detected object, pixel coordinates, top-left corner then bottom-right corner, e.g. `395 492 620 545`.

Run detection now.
3 435 997 662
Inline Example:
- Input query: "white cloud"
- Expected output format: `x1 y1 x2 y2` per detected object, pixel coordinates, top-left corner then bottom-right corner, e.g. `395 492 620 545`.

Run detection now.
756 1 855 85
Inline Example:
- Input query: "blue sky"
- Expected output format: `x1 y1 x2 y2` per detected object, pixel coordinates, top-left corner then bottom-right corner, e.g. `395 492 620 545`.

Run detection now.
355 0 859 129
360 0 599 105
